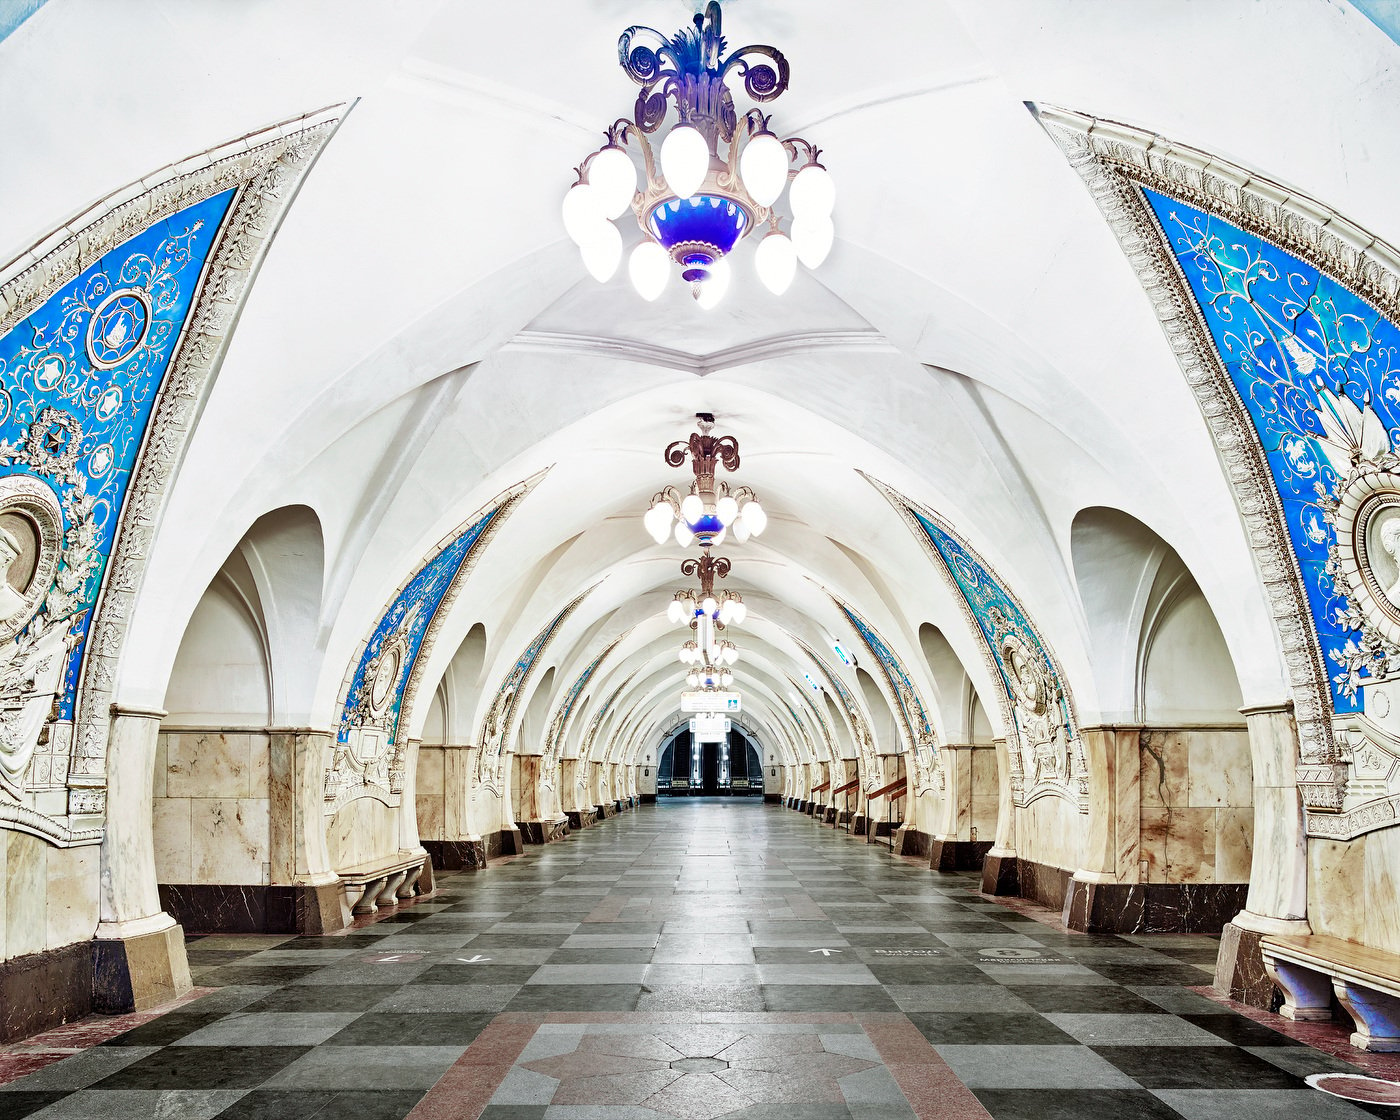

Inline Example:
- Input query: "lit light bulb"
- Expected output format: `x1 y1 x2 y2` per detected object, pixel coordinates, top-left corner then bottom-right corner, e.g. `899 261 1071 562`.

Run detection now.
629 240 670 301
677 645 690 663
588 145 638 219
694 256 731 309
702 596 718 616
674 520 694 547
739 131 788 207
580 220 622 281
668 599 686 625
732 517 751 543
754 230 797 295
716 495 738 524
718 600 735 626
561 184 605 245
741 499 767 536
791 215 833 269
789 163 836 218
721 671 733 687
732 600 747 624
724 646 739 665
687 672 699 687
645 502 674 544
680 493 704 524
660 125 710 200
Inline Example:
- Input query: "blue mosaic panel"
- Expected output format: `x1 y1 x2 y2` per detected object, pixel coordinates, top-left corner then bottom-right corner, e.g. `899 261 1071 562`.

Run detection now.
550 641 616 747
338 507 497 745
1142 187 1400 712
837 602 933 743
912 510 1075 736
0 189 236 718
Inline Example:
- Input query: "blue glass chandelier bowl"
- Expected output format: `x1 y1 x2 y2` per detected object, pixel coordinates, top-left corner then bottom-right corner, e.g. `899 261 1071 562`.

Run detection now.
647 195 751 280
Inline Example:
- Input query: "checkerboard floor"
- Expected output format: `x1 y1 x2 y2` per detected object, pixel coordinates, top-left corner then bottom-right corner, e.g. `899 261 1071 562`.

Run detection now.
0 799 1392 1119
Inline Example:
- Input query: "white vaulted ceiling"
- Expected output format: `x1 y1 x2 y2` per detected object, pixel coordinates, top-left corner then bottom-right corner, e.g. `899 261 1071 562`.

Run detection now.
4 0 1399 759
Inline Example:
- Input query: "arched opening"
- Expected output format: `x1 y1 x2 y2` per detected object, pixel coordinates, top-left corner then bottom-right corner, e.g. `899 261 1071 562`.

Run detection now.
1071 507 1252 900
154 505 324 932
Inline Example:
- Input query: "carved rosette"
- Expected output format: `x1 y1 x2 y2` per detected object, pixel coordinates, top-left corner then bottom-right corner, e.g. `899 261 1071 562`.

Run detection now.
1034 104 1400 838
0 106 347 846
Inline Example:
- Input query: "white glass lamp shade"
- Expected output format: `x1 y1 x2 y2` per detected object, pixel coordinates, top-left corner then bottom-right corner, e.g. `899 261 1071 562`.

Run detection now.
789 163 836 218
562 183 605 245
741 498 767 536
732 600 747 624
732 516 751 543
688 672 700 687
645 501 674 544
754 231 797 295
702 596 719 617
694 256 730 309
660 125 710 200
707 643 721 662
580 220 623 281
718 600 735 626
716 495 739 524
629 240 670 301
674 520 694 547
680 493 704 524
588 145 638 219
739 131 788 207
720 671 733 687
677 645 690 662
668 598 686 625
791 215 834 269
711 526 726 547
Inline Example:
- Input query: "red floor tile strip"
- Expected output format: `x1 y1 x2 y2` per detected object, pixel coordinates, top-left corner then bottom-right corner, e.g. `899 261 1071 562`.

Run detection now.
405 1014 543 1120
1190 985 1400 1078
0 986 216 1086
859 1012 995 1120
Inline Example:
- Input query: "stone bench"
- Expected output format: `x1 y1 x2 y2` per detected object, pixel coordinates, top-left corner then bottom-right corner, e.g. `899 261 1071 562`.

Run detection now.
338 852 427 917
1261 933 1400 1051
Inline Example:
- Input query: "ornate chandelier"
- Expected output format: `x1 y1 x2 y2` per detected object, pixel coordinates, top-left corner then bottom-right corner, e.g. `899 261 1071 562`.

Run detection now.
675 554 739 690
643 414 766 547
563 1 835 306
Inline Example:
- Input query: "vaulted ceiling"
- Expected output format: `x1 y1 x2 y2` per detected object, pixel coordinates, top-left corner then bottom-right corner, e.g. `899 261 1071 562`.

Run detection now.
5 0 1398 763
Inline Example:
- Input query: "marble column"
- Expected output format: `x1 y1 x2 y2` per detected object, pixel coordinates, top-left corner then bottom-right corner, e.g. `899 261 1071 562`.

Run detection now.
267 727 343 932
94 706 191 1012
1215 703 1311 1005
1063 725 1143 932
981 737 1019 895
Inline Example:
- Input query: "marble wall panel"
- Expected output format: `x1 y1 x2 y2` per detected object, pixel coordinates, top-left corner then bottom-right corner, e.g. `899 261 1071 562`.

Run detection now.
1187 730 1253 807
328 797 398 870
153 797 193 883
190 798 269 884
1362 828 1400 954
1163 807 1216 884
5 831 45 958
417 746 444 795
970 746 999 838
164 731 262 798
416 794 444 841
45 846 99 951
1215 808 1255 882
1139 730 1189 808
1017 794 1081 870
1309 838 1367 945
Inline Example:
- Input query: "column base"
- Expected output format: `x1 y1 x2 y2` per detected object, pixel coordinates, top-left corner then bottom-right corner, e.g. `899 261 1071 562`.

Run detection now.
596 803 617 819
764 793 781 803
422 838 488 870
640 793 657 804
851 814 869 836
980 851 1020 896
566 809 596 829
521 818 570 845
893 827 931 858
1214 920 1278 1009
92 922 191 1014
929 838 992 871
497 827 525 856
157 881 347 935
0 941 92 1043
1063 879 1249 935
836 809 854 827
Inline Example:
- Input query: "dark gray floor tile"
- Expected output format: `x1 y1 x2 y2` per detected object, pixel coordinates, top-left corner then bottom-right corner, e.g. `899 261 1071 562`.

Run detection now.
91 1046 311 1090
906 1011 1080 1045
212 1089 423 1119
760 984 898 1011
1091 1044 1304 1090
503 983 641 1011
972 1088 1187 1119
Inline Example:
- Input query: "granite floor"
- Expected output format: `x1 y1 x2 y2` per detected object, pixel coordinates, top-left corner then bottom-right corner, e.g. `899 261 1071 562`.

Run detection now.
0 799 1394 1119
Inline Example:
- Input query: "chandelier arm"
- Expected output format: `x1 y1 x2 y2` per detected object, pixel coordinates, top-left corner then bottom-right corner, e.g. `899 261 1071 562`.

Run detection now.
718 46 791 103
680 557 701 579
711 435 741 473
781 136 823 169
663 440 691 469
617 25 682 86
713 556 732 580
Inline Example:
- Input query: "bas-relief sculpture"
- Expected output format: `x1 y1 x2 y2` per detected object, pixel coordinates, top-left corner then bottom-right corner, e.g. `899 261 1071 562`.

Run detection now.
0 108 343 847
328 481 534 814
833 597 941 794
875 482 1086 812
473 587 595 796
1037 105 1400 842
541 631 628 781
793 635 881 793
